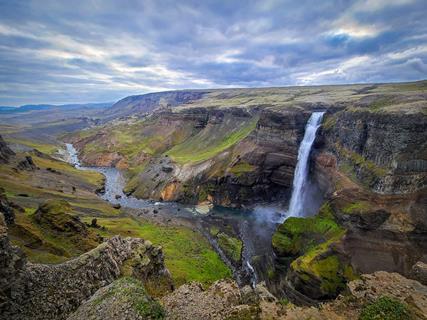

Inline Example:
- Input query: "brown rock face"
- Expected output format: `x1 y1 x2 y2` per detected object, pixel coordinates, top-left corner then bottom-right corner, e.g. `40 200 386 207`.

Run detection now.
0 222 172 320
313 151 427 281
319 110 427 194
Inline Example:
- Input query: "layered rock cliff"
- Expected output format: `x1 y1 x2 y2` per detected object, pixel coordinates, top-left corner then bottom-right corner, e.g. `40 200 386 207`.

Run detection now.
272 97 427 302
0 212 172 320
71 107 315 207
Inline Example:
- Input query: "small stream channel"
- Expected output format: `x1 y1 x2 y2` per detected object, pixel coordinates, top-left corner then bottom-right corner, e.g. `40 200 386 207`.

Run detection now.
65 143 283 288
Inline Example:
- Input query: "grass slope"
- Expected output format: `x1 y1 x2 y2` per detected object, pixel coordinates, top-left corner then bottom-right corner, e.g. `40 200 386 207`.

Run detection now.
167 116 258 164
83 216 231 287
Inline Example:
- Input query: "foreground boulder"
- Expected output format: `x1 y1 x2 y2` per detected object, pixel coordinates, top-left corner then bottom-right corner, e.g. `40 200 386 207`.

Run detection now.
0 213 172 320
67 277 166 320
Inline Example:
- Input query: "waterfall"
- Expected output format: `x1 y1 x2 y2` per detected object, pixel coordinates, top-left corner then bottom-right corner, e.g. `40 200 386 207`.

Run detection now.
287 112 325 217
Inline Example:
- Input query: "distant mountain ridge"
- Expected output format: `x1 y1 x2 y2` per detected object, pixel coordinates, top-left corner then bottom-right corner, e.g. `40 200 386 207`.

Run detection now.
0 102 113 114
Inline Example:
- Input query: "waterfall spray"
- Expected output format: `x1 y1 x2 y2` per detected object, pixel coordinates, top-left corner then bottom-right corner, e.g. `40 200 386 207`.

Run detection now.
288 112 325 217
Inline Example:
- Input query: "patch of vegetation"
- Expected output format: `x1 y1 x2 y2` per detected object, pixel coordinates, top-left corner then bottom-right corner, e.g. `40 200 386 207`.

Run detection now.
272 209 343 257
9 200 100 264
209 226 220 236
93 277 165 319
290 236 356 297
228 162 256 177
198 183 215 202
216 232 243 263
335 143 387 188
167 116 258 164
359 296 412 320
322 115 337 130
342 201 371 214
368 97 395 112
32 153 104 186
83 216 231 286
272 203 357 298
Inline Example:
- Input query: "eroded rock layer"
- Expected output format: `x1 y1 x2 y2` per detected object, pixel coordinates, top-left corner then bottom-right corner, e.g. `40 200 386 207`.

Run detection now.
0 213 171 320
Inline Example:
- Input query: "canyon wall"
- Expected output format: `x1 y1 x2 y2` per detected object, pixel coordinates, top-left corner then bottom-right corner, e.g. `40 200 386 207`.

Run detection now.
271 106 427 302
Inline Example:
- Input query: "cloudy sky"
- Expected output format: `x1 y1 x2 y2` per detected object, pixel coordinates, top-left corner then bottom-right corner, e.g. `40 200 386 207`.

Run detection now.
0 0 426 106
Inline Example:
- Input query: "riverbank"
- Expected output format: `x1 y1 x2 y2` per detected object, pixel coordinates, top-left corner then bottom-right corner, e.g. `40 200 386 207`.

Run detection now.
65 143 280 287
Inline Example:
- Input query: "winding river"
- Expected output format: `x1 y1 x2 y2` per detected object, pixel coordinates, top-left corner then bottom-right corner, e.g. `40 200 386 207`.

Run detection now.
65 143 282 287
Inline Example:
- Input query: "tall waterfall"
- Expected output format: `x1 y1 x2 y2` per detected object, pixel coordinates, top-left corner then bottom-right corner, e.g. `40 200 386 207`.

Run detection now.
288 112 325 217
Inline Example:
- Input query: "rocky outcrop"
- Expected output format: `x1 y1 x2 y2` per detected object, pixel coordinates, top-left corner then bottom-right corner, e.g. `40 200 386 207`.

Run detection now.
0 135 14 164
16 155 37 171
162 271 427 320
0 219 172 320
411 262 427 285
162 279 282 320
34 199 89 235
67 277 166 320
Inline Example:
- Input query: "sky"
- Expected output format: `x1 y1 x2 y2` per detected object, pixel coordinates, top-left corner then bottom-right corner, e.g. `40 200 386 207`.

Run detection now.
0 0 426 106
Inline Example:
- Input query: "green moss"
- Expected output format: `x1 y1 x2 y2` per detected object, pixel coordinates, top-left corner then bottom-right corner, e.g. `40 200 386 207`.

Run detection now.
216 232 243 263
209 226 220 236
290 229 356 297
335 143 387 187
9 200 100 264
342 201 371 214
318 202 334 219
93 277 165 319
228 162 256 177
359 296 412 320
83 216 231 286
272 214 343 256
267 267 276 279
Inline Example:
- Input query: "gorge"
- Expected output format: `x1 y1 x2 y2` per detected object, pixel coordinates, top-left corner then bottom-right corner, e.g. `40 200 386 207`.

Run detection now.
1 81 426 319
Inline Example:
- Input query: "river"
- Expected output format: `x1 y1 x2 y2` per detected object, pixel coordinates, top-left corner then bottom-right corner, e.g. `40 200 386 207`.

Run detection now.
65 143 283 287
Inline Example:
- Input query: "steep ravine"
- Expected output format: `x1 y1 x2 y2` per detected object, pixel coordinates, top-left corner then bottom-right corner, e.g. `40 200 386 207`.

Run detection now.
68 87 427 304
65 143 281 290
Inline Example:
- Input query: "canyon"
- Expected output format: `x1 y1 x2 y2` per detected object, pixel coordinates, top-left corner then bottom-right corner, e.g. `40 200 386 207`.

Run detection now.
0 80 426 319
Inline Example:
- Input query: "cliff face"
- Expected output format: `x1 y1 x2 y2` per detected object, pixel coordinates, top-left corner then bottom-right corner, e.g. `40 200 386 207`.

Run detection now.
72 107 312 207
0 213 172 320
320 109 426 194
272 104 427 302
70 82 427 208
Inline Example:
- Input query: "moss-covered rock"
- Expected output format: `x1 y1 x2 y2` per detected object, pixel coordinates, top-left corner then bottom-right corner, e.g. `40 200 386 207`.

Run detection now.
217 232 243 264
272 203 343 258
272 202 358 300
288 243 357 300
66 277 166 320
34 200 87 234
